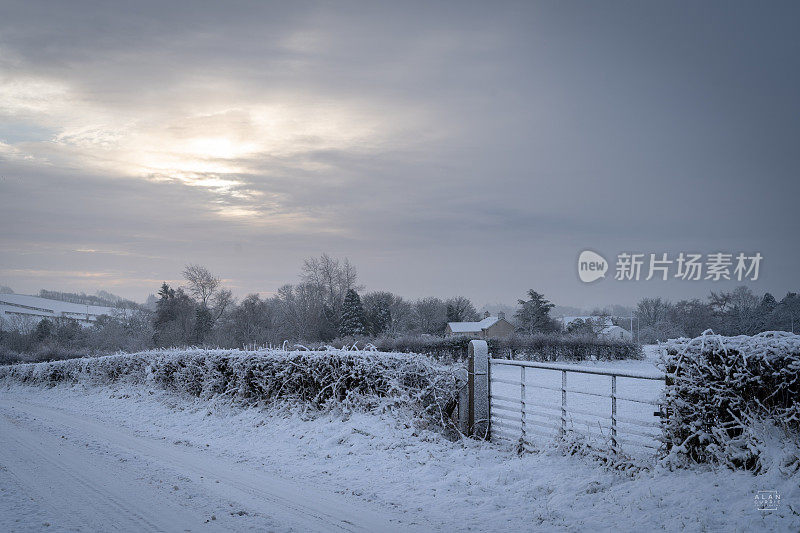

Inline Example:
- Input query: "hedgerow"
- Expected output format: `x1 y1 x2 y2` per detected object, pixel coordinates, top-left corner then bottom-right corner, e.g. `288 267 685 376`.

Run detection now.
0 348 461 427
316 334 641 362
661 330 800 471
488 334 641 362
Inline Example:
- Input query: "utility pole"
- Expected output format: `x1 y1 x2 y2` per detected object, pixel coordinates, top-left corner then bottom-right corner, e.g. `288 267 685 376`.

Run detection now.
612 314 640 344
628 314 640 344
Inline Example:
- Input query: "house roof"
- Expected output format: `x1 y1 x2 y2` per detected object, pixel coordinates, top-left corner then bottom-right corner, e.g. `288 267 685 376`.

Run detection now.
447 316 500 333
600 325 628 334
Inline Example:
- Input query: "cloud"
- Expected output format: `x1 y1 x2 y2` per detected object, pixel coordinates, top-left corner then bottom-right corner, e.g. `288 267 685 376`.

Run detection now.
1 1 799 306
0 269 114 279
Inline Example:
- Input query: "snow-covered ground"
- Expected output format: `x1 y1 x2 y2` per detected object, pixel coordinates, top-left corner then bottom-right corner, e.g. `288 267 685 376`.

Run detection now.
1 346 798 532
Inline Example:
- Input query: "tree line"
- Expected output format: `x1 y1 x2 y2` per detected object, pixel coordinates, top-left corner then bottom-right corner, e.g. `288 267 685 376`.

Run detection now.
0 255 561 359
1 254 797 361
151 255 503 348
562 286 799 343
630 286 799 343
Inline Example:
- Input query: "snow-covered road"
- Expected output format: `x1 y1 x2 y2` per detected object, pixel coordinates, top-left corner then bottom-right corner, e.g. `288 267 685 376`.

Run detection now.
1 376 797 532
0 396 411 532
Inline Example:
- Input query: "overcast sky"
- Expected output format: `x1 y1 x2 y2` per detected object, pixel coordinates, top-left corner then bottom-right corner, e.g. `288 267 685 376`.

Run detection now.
1 1 798 309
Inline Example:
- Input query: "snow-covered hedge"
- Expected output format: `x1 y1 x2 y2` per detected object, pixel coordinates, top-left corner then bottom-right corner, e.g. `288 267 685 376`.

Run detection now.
661 331 800 471
488 334 642 362
332 334 641 362
0 348 461 425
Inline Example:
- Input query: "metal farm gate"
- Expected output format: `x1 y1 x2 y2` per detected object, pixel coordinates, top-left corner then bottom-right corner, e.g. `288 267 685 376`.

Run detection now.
461 340 665 455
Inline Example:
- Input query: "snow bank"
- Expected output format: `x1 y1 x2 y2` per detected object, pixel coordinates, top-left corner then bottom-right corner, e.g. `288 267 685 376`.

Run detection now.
661 331 800 471
0 347 461 427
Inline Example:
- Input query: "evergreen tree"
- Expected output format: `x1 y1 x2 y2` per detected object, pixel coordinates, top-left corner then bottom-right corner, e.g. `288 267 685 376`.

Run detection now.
55 319 82 344
565 318 596 337
319 304 339 341
35 318 52 342
362 291 401 336
193 305 213 344
759 293 778 314
339 289 367 337
514 289 557 334
368 301 391 336
154 282 176 334
756 292 779 331
153 282 196 347
777 292 800 333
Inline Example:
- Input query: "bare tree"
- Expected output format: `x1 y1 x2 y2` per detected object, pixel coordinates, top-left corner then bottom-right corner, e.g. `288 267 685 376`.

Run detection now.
300 254 362 334
445 296 479 322
636 297 671 328
708 291 733 314
215 293 281 348
302 254 360 305
671 299 713 338
729 286 759 312
387 296 413 334
182 264 221 307
210 288 233 321
275 282 328 341
413 297 448 335
182 264 233 323
4 314 38 335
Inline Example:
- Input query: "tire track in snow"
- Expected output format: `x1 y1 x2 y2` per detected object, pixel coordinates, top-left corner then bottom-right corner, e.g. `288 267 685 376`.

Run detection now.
0 413 207 532
0 397 415 533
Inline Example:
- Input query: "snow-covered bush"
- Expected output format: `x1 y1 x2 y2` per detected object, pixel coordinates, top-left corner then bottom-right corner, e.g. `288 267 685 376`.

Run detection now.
661 331 800 471
0 348 461 426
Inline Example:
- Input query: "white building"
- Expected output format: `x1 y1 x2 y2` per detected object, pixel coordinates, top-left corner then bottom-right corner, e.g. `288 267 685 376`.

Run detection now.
598 325 633 341
0 293 125 329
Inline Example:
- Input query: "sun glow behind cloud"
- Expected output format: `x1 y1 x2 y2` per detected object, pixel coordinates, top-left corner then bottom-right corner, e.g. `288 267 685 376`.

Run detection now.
1 75 400 218
0 70 418 242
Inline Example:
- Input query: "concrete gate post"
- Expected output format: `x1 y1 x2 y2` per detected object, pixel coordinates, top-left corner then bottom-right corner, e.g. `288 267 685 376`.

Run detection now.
468 340 489 438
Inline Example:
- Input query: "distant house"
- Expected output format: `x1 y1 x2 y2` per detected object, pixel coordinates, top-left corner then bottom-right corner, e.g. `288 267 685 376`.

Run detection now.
445 311 515 339
598 325 633 342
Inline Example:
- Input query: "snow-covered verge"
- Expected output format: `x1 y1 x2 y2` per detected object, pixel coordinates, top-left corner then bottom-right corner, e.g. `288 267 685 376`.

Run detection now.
1 382 798 532
661 331 800 471
0 347 461 429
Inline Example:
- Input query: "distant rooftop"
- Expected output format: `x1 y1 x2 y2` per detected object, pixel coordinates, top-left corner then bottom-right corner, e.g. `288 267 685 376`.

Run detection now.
447 315 501 333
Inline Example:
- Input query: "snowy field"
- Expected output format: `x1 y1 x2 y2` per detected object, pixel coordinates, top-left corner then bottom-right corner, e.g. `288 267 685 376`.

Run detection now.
0 347 798 532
